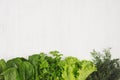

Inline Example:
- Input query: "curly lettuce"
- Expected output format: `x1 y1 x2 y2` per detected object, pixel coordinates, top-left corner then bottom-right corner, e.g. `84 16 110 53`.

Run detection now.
60 57 96 80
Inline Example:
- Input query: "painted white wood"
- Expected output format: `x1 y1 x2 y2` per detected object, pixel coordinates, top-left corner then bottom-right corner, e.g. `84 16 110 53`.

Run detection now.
0 0 120 60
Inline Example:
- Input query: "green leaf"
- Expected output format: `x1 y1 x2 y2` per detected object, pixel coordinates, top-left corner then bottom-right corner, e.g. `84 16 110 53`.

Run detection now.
0 59 7 73
87 48 120 80
1 68 20 80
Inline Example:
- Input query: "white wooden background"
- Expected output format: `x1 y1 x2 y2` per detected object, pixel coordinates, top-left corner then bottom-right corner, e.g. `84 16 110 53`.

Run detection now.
0 0 120 60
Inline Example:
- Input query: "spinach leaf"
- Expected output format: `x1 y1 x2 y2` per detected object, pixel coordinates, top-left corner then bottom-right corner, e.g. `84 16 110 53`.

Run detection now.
0 59 6 74
6 58 35 80
1 68 20 80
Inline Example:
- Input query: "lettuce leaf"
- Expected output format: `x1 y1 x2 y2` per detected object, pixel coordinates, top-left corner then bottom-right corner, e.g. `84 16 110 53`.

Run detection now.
60 57 96 80
76 60 97 80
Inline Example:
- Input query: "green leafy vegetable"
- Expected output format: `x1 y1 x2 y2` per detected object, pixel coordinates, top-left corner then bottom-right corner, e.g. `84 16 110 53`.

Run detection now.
28 51 63 80
0 59 7 80
86 48 120 80
60 57 96 80
0 58 35 80
2 50 113 80
76 60 96 80
1 68 20 80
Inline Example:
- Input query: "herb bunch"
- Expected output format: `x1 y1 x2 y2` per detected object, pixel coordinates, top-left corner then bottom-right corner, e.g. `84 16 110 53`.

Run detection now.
87 48 120 80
